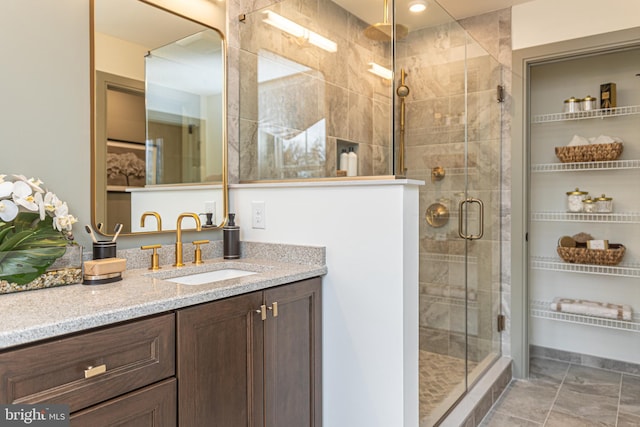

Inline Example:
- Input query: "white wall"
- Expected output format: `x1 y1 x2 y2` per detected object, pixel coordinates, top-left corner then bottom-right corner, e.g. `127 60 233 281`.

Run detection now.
231 180 421 427
0 0 92 249
512 0 640 50
130 185 224 231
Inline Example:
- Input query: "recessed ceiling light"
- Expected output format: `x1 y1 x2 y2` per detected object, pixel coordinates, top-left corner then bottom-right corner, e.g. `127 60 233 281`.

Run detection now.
409 0 427 13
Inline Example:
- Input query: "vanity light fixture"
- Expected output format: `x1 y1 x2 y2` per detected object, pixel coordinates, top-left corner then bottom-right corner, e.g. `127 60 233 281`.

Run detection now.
408 0 427 13
368 62 393 80
263 11 337 53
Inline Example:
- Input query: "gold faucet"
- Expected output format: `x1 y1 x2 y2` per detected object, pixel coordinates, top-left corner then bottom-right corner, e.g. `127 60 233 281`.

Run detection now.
174 213 202 267
140 211 163 231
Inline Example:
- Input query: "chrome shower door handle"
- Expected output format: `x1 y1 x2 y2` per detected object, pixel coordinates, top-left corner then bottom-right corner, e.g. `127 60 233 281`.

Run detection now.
458 198 484 240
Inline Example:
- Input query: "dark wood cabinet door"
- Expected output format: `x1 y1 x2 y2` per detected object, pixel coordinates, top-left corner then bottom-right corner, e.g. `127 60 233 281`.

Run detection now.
70 378 176 427
264 278 322 427
177 291 264 427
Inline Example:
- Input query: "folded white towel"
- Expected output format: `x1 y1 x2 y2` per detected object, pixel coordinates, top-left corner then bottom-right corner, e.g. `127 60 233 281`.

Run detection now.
551 297 632 321
567 134 590 146
589 135 623 145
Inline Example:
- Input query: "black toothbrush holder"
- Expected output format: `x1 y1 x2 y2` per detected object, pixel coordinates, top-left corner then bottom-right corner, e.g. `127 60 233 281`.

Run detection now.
93 241 117 260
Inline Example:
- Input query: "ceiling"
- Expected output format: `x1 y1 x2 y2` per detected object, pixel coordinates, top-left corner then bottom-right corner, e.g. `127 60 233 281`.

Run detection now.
436 0 535 20
333 0 536 34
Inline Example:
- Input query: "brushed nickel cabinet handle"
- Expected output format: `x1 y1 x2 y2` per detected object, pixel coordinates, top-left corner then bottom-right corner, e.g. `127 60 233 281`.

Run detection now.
84 364 107 379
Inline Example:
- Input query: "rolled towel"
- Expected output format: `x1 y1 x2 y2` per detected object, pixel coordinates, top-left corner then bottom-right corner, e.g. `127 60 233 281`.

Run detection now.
589 135 623 145
567 134 590 146
551 297 632 321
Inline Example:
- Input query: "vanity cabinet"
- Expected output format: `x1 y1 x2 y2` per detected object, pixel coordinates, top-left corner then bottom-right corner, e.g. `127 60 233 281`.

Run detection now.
177 277 322 427
0 313 176 424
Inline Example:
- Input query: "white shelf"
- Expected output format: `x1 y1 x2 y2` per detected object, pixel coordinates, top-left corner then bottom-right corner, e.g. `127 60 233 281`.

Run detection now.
530 300 640 332
531 159 640 172
532 105 640 123
531 256 640 278
531 212 640 223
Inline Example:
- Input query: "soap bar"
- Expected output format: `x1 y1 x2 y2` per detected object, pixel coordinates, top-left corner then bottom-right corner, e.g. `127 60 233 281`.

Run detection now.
84 258 127 276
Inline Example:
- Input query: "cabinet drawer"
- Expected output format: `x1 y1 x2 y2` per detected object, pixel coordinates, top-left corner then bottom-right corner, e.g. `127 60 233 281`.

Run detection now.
70 378 176 427
0 313 175 412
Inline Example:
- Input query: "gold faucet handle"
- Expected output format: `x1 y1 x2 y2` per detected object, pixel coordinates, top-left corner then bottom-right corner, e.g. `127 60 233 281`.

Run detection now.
141 244 162 270
192 240 209 265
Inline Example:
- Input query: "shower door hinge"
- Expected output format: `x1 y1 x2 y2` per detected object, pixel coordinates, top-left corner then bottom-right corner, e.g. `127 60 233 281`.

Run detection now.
497 85 505 103
497 314 506 332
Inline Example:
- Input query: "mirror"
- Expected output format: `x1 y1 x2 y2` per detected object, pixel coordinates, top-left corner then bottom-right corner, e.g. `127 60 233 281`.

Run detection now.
91 0 227 235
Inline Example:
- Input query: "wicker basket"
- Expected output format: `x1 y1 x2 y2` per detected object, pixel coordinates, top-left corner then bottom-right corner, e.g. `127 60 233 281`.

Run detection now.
555 142 623 163
557 243 625 265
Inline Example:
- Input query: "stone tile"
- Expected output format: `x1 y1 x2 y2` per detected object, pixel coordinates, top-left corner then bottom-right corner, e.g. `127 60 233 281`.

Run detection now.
472 390 494 426
529 345 581 364
478 409 541 427
620 374 640 417
545 409 613 427
553 380 619 426
581 354 640 376
489 380 557 423
419 350 473 419
563 364 621 389
617 411 640 427
528 357 569 386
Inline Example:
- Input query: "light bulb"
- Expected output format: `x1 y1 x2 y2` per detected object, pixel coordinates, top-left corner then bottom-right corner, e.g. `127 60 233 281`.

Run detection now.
409 0 427 13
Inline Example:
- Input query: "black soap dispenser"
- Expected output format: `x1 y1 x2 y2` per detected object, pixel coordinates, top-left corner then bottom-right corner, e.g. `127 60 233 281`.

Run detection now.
223 213 240 259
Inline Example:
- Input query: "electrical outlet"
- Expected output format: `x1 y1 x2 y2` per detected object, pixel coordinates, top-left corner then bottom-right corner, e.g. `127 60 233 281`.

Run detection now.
252 201 266 229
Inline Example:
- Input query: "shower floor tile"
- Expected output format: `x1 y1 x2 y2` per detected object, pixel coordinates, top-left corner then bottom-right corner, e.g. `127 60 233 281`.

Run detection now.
419 350 477 420
479 357 640 427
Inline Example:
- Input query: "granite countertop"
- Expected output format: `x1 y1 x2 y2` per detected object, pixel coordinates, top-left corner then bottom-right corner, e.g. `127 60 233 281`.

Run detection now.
0 242 326 350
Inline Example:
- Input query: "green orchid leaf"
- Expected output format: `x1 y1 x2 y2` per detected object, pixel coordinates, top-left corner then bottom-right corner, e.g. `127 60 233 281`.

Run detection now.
0 213 68 285
0 226 14 244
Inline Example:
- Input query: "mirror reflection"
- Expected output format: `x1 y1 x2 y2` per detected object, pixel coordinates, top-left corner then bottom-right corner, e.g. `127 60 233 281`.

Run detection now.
92 0 226 234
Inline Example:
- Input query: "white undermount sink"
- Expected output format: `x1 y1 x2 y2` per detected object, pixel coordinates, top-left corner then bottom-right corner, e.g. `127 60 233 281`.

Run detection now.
165 269 258 285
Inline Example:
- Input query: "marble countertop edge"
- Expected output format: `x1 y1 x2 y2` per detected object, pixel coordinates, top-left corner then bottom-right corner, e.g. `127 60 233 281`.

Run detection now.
0 254 326 350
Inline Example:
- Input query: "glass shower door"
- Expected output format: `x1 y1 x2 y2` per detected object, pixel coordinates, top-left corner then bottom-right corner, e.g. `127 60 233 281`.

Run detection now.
396 3 503 423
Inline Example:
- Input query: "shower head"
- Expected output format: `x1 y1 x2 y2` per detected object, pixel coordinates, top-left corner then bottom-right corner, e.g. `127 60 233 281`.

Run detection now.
363 0 408 41
363 23 408 41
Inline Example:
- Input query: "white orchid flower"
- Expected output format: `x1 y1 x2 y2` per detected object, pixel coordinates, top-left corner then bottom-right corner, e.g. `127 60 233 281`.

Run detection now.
43 192 60 214
54 214 77 231
0 181 14 199
0 199 19 222
0 175 6 184
12 174 44 193
35 192 45 220
12 181 39 212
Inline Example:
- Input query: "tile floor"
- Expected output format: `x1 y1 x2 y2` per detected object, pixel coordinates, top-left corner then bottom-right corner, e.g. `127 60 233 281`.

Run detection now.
420 351 478 421
479 357 640 426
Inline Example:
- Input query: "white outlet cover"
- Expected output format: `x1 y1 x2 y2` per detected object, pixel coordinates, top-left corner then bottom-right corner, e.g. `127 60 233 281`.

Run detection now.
252 201 266 229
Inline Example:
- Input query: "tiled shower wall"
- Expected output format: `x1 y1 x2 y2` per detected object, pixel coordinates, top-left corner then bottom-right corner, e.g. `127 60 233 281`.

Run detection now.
398 10 512 362
233 0 394 180
225 1 513 355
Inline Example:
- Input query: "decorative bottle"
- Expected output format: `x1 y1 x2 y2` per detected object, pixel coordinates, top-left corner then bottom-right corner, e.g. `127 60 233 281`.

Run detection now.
347 147 358 177
223 213 240 259
339 149 348 172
